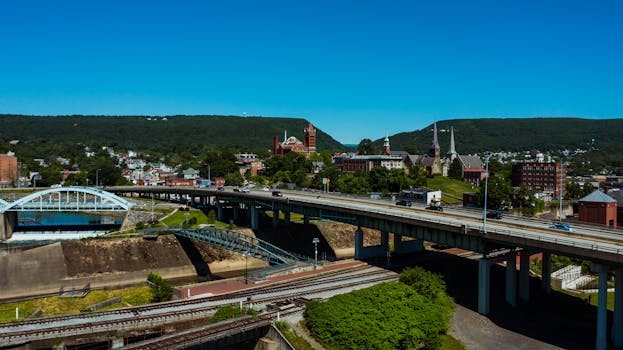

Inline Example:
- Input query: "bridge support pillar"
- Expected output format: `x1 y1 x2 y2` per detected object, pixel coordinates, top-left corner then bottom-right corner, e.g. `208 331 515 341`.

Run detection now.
272 210 280 227
0 211 17 241
250 205 259 230
393 234 424 255
519 251 530 303
505 254 517 307
284 210 290 223
380 231 389 249
613 269 623 348
217 201 224 222
594 263 609 350
233 205 239 221
354 227 363 260
111 335 125 348
478 258 492 315
541 251 551 294
303 215 310 225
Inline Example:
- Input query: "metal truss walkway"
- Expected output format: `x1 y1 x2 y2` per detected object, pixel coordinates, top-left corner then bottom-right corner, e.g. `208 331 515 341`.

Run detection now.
171 227 312 265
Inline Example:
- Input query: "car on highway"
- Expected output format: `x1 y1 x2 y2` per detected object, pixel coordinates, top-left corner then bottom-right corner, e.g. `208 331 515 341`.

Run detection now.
272 190 283 197
549 223 574 232
239 187 250 193
486 210 503 219
217 186 225 191
395 200 412 207
262 186 270 191
425 205 443 212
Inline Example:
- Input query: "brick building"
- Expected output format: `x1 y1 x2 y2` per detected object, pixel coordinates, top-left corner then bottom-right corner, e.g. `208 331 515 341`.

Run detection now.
609 190 623 227
0 153 18 188
578 190 617 228
333 154 404 173
165 178 195 187
273 122 317 159
511 160 566 198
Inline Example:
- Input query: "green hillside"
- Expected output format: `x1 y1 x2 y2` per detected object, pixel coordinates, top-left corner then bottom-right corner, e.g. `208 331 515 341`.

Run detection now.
375 118 623 154
0 115 346 153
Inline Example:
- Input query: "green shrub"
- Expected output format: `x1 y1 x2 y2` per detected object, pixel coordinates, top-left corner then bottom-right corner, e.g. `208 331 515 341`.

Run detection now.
304 282 453 350
147 272 173 302
209 305 256 324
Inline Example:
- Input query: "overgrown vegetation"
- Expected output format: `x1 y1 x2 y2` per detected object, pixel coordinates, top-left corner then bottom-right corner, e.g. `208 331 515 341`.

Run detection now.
304 267 455 350
275 321 315 350
0 286 152 322
209 305 256 324
147 272 173 302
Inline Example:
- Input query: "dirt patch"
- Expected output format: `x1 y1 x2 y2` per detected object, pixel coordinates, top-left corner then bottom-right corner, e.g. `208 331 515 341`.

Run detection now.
60 235 234 278
315 221 381 248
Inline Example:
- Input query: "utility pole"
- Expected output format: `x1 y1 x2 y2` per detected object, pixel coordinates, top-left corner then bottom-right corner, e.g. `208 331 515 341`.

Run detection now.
244 250 250 284
312 237 320 267
483 155 490 234
559 161 564 222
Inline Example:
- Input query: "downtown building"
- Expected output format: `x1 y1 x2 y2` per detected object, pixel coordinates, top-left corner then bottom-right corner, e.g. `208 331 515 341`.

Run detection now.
511 154 566 199
0 153 18 188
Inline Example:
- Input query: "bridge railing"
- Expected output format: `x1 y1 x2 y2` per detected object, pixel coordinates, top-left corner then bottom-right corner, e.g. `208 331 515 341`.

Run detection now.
303 197 623 256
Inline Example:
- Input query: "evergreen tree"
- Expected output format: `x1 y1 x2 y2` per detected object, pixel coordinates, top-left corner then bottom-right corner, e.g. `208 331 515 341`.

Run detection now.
448 158 463 180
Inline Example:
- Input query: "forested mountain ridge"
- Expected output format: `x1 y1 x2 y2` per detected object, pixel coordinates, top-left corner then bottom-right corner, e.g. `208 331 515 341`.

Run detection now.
375 118 623 155
0 115 346 153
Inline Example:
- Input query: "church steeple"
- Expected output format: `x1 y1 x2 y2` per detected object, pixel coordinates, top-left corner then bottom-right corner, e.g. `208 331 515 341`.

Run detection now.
383 134 390 155
447 126 457 161
429 122 440 157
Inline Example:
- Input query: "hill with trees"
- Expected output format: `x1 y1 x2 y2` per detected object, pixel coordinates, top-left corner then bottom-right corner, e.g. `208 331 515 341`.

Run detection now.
374 118 623 155
0 114 346 154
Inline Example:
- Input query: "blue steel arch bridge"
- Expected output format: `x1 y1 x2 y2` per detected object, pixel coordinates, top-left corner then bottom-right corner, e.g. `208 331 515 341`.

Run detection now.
0 186 133 213
0 186 133 240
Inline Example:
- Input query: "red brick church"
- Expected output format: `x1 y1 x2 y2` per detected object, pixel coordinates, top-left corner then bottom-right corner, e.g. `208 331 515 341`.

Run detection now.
273 122 317 159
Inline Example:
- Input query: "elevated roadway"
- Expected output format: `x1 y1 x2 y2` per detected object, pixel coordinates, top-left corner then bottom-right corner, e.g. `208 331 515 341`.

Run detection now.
108 186 623 350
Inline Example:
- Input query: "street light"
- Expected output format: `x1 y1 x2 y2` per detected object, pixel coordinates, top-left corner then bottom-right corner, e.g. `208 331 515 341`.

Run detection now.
482 155 490 234
184 211 190 226
312 237 320 267
243 250 250 284
559 161 564 222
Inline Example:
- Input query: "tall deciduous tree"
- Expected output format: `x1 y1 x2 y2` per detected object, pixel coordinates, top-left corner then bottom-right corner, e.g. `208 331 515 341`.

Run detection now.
357 138 376 155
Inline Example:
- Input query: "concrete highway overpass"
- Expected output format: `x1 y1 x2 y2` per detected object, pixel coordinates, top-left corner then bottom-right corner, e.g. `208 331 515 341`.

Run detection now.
105 186 623 349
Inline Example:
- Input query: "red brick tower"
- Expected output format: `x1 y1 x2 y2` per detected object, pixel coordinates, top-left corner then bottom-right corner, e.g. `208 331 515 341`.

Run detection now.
304 122 317 152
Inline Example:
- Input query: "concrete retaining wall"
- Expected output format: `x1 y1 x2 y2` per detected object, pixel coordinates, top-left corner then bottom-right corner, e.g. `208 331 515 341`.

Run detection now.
0 242 68 298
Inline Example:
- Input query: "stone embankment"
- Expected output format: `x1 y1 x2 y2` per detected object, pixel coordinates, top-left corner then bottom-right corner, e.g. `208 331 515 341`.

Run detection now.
0 221 372 300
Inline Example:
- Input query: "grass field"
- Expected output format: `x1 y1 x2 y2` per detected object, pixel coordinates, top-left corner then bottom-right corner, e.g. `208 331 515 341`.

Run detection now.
264 211 305 223
0 286 153 322
426 176 475 204
160 208 233 229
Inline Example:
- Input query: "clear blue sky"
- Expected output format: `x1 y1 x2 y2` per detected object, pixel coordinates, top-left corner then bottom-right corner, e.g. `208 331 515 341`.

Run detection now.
1 1 622 144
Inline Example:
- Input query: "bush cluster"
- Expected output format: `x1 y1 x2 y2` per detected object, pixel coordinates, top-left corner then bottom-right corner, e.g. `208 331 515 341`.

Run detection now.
304 267 454 350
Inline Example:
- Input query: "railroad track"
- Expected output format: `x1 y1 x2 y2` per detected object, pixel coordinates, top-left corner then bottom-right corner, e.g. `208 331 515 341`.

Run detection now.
122 308 303 350
0 262 370 332
0 266 398 347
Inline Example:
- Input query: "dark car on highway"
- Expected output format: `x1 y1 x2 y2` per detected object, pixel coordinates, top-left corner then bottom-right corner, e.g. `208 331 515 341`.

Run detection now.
425 205 443 212
396 200 412 207
486 210 503 219
272 190 283 197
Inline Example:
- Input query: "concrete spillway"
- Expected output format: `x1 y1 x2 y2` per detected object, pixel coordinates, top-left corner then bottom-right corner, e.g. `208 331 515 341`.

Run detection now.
0 211 17 240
